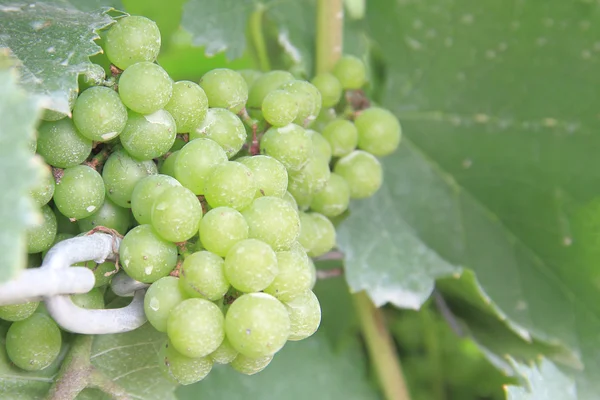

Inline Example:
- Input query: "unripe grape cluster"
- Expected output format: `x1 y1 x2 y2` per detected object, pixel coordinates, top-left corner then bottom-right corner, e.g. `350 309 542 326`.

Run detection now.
3 14 401 383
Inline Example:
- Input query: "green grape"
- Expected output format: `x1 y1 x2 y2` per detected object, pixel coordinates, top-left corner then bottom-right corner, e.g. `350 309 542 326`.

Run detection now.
179 251 229 301
231 353 273 375
311 73 342 108
334 150 382 199
260 124 313 171
103 148 158 208
72 86 128 142
27 205 57 254
238 155 288 198
144 276 187 332
164 81 208 133
238 69 262 88
104 15 161 70
158 340 213 385
71 287 104 309
120 109 177 160
167 298 225 358
209 337 238 364
5 313 61 371
198 207 248 257
247 70 294 109
131 174 180 225
204 162 256 210
174 138 227 195
191 108 246 158
288 153 331 198
264 243 313 302
279 80 322 127
0 302 39 322
78 63 106 90
287 178 312 210
307 258 317 289
53 165 105 220
224 239 278 293
119 224 178 283
53 206 79 235
322 119 358 157
307 129 332 162
261 89 298 127
151 185 203 242
36 119 92 168
225 293 290 358
242 196 300 251
199 68 248 114
30 158 54 207
332 55 367 89
282 191 298 210
118 62 173 114
298 212 336 257
309 173 350 217
84 261 117 287
354 107 402 156
159 150 179 177
77 198 131 235
284 290 321 341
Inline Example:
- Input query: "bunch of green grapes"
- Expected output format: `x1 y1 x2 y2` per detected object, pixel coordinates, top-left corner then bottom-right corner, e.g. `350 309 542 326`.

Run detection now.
5 13 401 383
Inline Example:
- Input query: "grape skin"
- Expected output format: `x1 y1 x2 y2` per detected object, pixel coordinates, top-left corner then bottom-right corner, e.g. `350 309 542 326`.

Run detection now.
6 313 62 371
224 239 278 293
104 16 161 70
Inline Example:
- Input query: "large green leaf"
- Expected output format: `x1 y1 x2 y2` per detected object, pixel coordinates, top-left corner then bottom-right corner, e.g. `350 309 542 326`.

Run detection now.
335 0 600 397
0 2 115 113
0 67 42 282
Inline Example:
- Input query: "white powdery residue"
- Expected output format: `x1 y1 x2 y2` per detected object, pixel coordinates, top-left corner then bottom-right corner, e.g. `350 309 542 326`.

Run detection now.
277 124 295 134
46 46 56 53
86 205 96 213
277 30 302 63
0 5 21 12
144 266 153 275
404 36 422 50
101 131 118 141
144 110 170 126
149 297 160 311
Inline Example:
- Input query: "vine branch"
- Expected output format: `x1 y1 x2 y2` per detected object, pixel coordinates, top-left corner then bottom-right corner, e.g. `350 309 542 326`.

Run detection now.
316 0 343 74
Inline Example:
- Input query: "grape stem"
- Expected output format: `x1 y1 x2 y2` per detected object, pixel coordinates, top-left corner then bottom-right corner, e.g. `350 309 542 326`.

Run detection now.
238 107 261 155
248 4 271 72
85 145 112 172
316 267 343 279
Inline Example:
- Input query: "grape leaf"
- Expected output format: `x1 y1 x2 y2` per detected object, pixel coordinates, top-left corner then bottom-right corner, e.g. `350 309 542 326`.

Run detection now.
505 358 577 400
336 0 600 397
0 67 42 282
0 2 115 114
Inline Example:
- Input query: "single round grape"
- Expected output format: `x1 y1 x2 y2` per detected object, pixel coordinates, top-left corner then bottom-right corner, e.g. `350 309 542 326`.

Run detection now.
199 68 248 114
71 287 104 309
27 206 57 254
322 119 358 157
151 185 203 242
311 73 342 108
73 86 127 142
309 173 350 217
238 69 262 88
53 165 105 220
103 148 158 208
119 224 178 283
332 55 367 89
284 290 321 341
334 150 382 199
225 293 290 358
307 129 332 163
262 89 298 127
131 174 180 225
354 107 402 156
144 276 187 332
77 198 131 235
36 119 92 168
242 196 300 251
5 313 61 371
287 153 331 198
118 62 173 114
191 108 246 158
231 353 273 375
179 251 229 301
298 212 336 257
164 81 208 133
224 239 278 293
282 191 298 210
264 244 312 302
30 158 54 207
158 340 213 385
209 337 238 364
159 150 179 177
0 302 39 322
174 138 227 195
120 109 177 160
247 70 294 109
204 162 256 210
260 124 313 171
238 155 288 198
279 80 322 127
199 207 248 257
104 15 161 70
167 298 225 358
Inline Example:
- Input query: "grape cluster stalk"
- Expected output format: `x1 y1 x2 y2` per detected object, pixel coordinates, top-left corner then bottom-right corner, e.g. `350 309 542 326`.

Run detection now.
1 14 401 384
